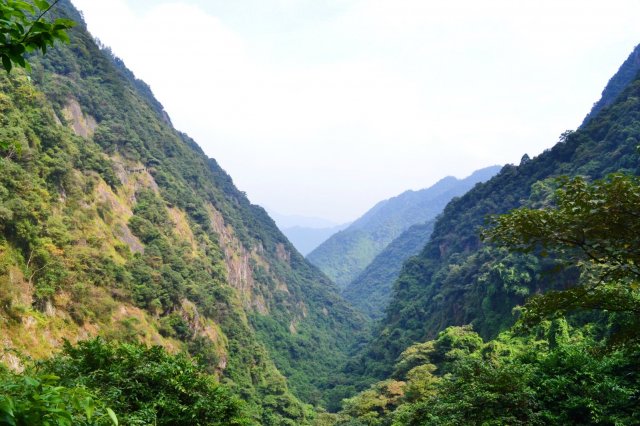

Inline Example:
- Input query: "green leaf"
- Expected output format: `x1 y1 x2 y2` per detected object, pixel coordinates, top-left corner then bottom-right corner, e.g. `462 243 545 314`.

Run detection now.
83 397 95 420
34 0 50 11
23 376 39 387
106 407 118 426
1 54 12 73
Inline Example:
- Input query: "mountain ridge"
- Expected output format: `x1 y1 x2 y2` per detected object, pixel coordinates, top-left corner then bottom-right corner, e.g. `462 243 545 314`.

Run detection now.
281 223 351 256
355 46 640 380
0 2 367 422
307 166 501 290
342 220 436 319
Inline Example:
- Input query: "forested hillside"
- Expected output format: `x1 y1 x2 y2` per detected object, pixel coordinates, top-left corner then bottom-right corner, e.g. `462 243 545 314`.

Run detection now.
343 220 435 320
356 45 640 380
0 2 367 423
582 43 640 126
332 170 640 424
308 166 500 290
2 2 640 424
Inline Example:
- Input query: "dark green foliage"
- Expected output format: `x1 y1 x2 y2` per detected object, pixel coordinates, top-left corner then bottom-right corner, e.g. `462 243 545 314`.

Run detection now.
582 43 640 126
0 0 75 73
340 144 640 422
359 59 640 380
484 173 640 343
340 324 640 426
308 166 500 290
343 221 435 320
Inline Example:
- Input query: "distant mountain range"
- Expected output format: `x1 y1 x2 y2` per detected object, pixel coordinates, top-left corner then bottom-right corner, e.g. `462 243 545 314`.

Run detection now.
306 166 502 293
267 211 343 229
280 223 351 256
267 210 351 255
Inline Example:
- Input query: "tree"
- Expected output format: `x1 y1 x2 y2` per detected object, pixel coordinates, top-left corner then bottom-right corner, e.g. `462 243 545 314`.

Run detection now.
483 173 640 329
0 0 74 72
42 338 251 426
0 367 118 426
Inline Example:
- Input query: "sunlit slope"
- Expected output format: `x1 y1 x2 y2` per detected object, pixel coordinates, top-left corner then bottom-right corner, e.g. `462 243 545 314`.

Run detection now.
0 1 366 420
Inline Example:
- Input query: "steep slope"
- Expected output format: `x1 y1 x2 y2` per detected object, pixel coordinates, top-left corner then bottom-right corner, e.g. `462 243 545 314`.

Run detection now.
307 166 501 289
582 43 640 126
357 51 640 379
0 1 366 421
343 220 435 320
281 223 350 256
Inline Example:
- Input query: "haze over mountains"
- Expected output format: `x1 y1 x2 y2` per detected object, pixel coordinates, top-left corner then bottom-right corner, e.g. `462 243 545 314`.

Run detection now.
280 223 351 256
307 166 501 291
268 210 351 255
342 220 436 319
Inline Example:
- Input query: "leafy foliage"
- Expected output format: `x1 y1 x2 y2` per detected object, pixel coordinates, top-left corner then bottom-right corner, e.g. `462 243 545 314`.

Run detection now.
338 144 640 423
42 338 250 426
337 323 640 425
0 367 117 426
485 173 640 329
0 0 74 72
357 55 640 380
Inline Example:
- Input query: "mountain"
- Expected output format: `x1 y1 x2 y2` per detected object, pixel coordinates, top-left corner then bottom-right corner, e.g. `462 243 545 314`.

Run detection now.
268 211 351 255
582 43 640 126
342 220 435 320
307 166 501 290
356 45 640 380
268 210 341 229
281 223 350 256
0 2 367 423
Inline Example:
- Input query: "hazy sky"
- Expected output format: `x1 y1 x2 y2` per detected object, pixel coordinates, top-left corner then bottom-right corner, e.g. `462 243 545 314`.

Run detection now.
72 0 640 223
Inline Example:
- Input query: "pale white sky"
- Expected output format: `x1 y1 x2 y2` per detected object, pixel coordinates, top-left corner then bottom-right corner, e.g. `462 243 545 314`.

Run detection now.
72 0 640 223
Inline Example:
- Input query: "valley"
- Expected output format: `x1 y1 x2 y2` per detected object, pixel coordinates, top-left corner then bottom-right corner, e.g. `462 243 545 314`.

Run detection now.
1 1 639 425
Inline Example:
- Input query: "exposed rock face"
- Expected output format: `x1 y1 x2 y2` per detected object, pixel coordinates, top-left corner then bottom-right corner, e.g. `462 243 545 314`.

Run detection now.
62 98 97 138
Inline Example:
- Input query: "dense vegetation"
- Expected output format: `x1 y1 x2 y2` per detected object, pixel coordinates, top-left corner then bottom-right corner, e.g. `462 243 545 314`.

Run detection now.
308 166 500 290
335 323 640 425
0 1 367 422
343 221 435 320
46 338 252 425
1 338 250 425
331 172 640 425
2 2 640 424
355 46 640 380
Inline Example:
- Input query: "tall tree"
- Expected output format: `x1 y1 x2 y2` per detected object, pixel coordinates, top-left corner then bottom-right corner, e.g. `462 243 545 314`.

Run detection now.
484 173 640 330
